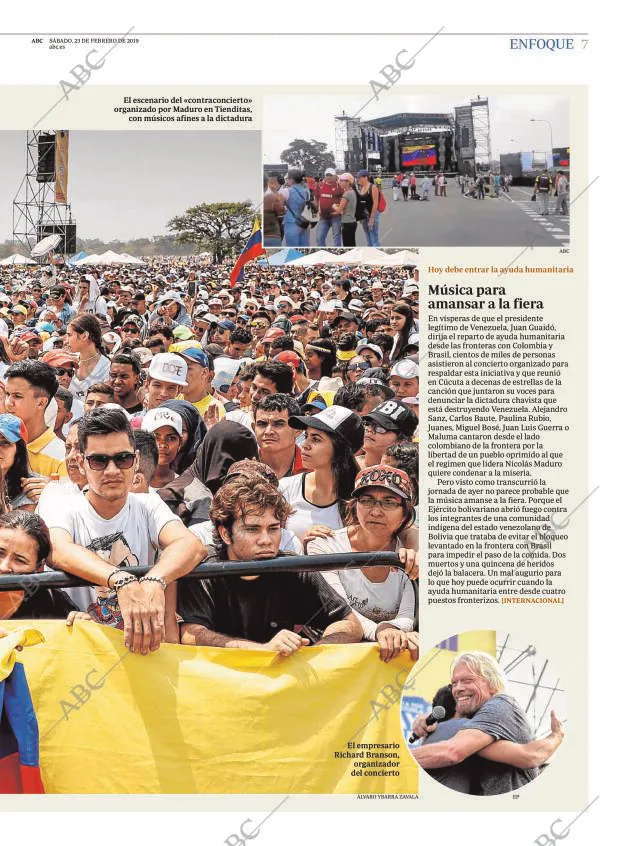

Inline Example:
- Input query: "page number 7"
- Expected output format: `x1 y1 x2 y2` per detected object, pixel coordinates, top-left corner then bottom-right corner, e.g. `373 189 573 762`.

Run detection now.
582 39 589 48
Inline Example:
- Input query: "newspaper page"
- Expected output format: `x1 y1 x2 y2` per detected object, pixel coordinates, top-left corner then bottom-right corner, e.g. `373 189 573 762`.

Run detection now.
0 9 611 846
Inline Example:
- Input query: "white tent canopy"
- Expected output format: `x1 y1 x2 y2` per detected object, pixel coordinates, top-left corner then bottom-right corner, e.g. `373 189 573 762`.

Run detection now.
119 253 147 266
0 253 37 266
287 250 340 266
74 254 100 266
74 251 146 266
285 248 414 267
388 250 419 266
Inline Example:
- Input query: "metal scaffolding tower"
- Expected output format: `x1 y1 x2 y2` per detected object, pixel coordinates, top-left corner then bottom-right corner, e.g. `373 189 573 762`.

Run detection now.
12 130 76 255
471 97 492 172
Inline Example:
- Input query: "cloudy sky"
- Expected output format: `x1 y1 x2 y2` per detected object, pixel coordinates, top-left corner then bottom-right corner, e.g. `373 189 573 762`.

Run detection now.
1 130 261 242
263 92 570 164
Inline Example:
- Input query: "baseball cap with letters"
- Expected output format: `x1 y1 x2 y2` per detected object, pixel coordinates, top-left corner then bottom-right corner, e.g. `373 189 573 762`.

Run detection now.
288 405 365 453
147 353 188 386
141 407 183 437
352 464 412 502
363 399 417 438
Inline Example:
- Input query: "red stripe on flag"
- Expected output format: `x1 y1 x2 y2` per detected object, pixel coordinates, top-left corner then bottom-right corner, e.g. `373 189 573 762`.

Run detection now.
230 228 265 287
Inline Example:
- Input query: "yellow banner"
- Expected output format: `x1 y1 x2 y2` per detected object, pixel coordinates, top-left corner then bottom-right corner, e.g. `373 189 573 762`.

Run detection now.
54 130 69 204
2 621 418 795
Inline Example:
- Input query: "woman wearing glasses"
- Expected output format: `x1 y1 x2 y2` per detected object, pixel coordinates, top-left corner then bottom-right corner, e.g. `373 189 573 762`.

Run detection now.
67 314 111 403
307 465 418 663
344 356 371 384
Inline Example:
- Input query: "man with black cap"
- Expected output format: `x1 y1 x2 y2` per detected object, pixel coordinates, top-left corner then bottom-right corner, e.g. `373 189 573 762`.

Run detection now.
46 285 76 327
211 318 236 347
358 399 417 470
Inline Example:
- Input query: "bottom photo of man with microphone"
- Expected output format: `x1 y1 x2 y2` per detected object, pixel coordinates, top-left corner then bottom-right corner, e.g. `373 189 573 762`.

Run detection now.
400 630 566 796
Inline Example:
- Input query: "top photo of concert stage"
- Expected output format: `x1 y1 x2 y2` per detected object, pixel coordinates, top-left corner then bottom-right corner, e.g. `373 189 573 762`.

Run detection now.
263 92 570 249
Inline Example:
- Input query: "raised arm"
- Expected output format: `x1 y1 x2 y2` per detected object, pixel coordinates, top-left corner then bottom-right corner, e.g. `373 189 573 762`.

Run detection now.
477 711 564 768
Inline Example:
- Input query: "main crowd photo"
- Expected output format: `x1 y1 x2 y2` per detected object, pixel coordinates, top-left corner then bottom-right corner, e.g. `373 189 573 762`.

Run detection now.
0 254 420 673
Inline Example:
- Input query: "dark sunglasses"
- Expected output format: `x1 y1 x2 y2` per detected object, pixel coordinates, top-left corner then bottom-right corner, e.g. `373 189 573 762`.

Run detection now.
363 421 389 435
85 452 136 471
348 362 371 373
54 367 75 377
123 327 140 335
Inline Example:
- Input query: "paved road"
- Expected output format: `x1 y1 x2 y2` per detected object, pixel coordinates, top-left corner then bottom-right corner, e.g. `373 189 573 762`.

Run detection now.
292 181 570 249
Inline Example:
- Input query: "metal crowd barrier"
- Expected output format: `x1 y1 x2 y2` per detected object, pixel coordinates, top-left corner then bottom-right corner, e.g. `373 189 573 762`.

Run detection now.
0 552 402 591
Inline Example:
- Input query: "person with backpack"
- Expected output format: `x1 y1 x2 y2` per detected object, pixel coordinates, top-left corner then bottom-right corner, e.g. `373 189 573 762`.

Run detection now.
534 169 552 215
332 173 358 247
283 169 312 247
356 170 383 247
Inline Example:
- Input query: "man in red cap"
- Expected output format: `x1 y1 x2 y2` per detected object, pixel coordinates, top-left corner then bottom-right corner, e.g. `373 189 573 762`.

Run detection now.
259 327 285 360
41 350 79 390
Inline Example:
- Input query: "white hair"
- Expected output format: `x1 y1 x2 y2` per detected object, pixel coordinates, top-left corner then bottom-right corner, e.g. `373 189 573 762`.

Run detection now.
452 651 506 694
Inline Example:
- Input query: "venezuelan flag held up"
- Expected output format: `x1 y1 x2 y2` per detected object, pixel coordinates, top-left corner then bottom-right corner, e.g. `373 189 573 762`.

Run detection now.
0 628 45 794
230 219 265 287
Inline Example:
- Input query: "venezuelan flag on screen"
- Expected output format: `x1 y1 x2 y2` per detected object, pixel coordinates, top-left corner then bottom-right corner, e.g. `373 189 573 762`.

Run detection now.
402 145 437 167
1 631 45 794
230 219 265 287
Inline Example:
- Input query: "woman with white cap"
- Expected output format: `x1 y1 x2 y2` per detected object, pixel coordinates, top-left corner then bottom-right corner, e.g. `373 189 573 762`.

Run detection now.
332 173 358 247
140 407 183 489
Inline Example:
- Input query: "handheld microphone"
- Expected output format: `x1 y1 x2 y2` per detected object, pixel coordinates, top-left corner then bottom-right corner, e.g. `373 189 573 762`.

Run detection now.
408 705 446 743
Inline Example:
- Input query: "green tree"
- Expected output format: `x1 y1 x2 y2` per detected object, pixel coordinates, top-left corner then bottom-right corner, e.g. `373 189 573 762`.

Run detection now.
280 139 336 177
167 201 254 264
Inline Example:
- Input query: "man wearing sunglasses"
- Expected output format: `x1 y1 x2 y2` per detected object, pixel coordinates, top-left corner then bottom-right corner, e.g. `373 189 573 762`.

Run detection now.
41 350 78 390
38 407 203 655
359 399 418 470
120 317 143 344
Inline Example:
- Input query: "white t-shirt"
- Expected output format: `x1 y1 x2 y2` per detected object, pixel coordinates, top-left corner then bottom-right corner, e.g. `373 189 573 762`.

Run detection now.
225 407 254 432
70 354 111 402
279 472 343 540
307 528 416 641
189 521 303 555
39 490 180 619
63 396 84 437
